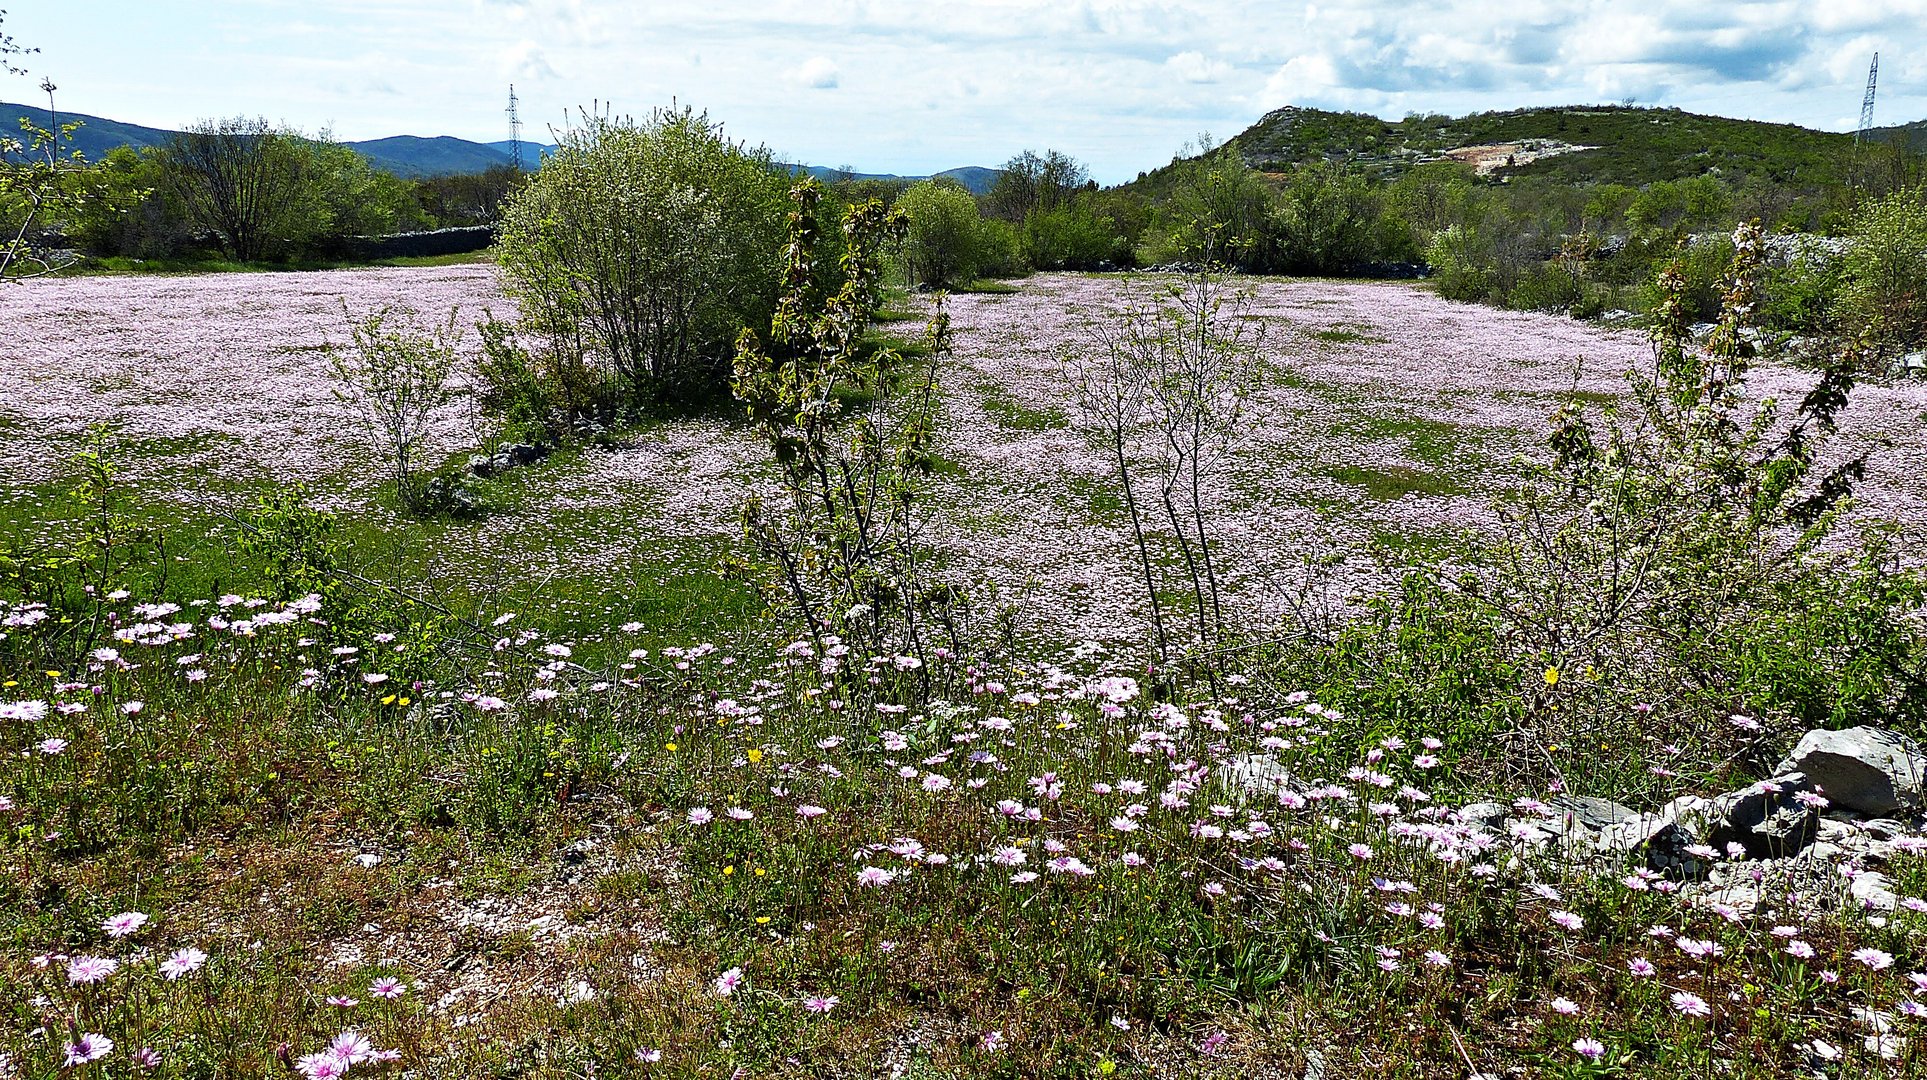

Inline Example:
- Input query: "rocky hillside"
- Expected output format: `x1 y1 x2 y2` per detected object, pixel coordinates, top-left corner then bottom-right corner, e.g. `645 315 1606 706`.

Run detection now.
1131 104 1883 191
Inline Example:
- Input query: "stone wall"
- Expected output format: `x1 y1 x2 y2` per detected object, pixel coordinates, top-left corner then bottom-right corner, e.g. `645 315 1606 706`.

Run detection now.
340 226 495 260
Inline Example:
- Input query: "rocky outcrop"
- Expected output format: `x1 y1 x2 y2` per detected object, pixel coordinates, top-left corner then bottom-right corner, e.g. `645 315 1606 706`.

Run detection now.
1455 725 1927 916
1775 727 1927 817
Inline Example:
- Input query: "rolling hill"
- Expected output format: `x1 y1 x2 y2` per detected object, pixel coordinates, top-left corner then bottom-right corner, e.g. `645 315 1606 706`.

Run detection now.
0 102 994 188
1130 104 1902 194
1872 119 1927 153
0 102 175 161
785 163 999 194
342 135 519 177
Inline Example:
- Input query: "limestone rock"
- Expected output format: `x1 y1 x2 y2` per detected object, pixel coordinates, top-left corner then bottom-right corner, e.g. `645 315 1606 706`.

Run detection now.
1779 727 1927 816
1456 802 1509 830
1221 755 1294 801
1704 774 1819 860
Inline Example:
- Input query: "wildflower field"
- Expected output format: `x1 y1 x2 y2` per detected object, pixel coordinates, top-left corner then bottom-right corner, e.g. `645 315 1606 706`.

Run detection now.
4 256 1927 1078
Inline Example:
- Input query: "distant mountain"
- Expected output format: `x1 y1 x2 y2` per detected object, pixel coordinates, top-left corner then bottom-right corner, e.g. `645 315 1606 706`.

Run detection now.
934 166 1000 194
0 102 175 161
784 163 1000 195
1871 119 1927 153
1 102 992 189
1128 104 1911 194
484 140 558 164
341 135 517 178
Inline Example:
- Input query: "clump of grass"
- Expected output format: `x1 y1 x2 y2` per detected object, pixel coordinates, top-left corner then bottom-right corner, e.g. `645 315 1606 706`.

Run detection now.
1325 463 1467 499
1310 324 1387 346
977 382 1070 431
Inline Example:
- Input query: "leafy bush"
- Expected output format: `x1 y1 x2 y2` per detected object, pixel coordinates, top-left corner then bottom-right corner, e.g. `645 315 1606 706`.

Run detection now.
1136 149 1278 270
472 316 621 445
1759 251 1844 335
1023 201 1127 270
730 182 963 675
326 305 461 510
970 215 1027 280
1635 235 1733 322
1835 185 1927 359
494 105 791 406
1272 162 1382 274
1508 261 1583 313
1425 224 1498 303
897 179 989 288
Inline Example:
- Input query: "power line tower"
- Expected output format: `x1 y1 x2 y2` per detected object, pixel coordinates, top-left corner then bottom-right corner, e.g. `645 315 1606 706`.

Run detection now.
1855 53 1879 145
506 84 524 171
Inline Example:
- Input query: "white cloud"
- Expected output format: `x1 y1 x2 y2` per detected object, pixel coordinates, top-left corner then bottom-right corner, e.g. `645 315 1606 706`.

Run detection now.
792 56 840 90
1166 51 1232 84
503 40 559 81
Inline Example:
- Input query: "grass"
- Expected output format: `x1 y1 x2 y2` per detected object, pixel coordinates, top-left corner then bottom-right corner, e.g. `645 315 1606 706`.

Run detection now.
976 381 1070 431
1348 415 1481 467
1324 462 1468 500
954 278 1023 295
1310 324 1388 346
3 536 1916 1076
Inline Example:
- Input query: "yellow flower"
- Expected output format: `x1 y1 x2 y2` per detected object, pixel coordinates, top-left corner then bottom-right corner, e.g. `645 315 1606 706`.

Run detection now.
380 695 396 706
664 742 678 752
1 681 15 688
746 748 764 764
723 865 735 876
398 697 411 707
1543 667 1560 686
45 670 60 678
755 916 770 924
753 868 766 877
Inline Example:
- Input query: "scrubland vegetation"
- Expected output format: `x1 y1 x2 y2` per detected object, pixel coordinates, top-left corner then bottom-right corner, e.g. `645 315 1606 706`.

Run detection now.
6 17 1927 1075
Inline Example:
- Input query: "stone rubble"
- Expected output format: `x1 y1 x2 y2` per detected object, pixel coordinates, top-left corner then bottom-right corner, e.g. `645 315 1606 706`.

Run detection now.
1229 723 1927 918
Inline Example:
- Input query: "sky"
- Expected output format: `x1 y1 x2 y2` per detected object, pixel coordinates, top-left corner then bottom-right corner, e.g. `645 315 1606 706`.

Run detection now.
6 0 1925 183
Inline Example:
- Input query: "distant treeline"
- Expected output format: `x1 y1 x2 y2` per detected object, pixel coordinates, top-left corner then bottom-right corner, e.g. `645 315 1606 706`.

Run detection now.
21 116 525 262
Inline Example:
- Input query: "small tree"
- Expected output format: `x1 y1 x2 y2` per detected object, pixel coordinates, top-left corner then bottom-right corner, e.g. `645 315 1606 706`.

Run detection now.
494 105 790 404
986 149 1088 222
1137 150 1277 271
1071 270 1264 670
159 117 309 261
731 181 958 678
1274 161 1381 274
1835 185 1926 362
1436 222 1896 775
0 17 95 280
896 179 986 288
329 306 461 509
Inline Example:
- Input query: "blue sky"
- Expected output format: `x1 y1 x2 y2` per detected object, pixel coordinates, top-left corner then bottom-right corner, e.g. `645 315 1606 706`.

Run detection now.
7 0 1924 183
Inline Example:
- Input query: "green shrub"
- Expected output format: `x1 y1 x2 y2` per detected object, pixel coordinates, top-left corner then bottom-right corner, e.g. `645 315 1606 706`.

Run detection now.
1507 262 1582 313
1273 161 1382 274
1425 224 1498 303
494 105 791 406
898 179 989 288
1836 185 1927 358
1636 236 1732 322
326 305 460 511
1760 251 1844 335
1023 201 1126 270
971 216 1027 279
1272 224 1927 795
1136 150 1279 270
473 316 621 444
